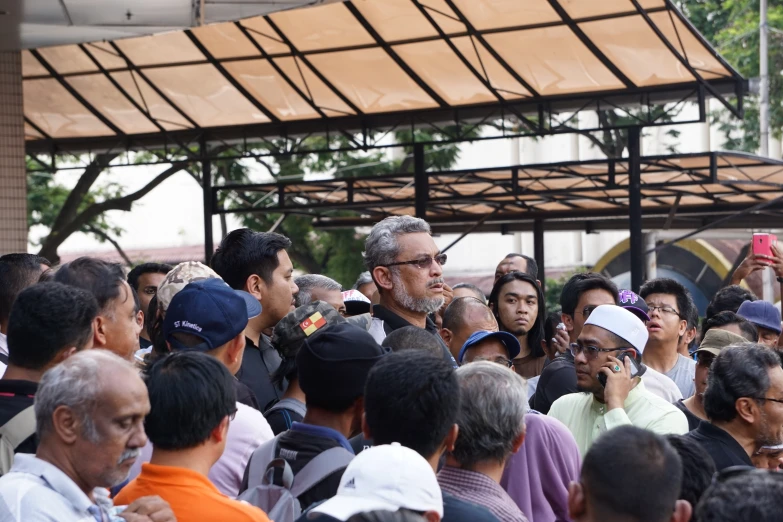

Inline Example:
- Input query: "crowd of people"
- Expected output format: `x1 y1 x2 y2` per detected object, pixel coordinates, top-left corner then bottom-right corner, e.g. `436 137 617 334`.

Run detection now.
0 215 781 522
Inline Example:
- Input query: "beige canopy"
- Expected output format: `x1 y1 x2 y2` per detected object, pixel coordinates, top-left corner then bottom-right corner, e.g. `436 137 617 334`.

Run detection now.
23 0 742 153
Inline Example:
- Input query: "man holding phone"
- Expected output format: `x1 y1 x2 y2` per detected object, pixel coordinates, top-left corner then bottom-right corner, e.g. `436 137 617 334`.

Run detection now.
548 305 688 456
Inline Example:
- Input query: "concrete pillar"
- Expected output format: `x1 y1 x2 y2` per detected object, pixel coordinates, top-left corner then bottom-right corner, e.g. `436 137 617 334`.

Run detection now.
0 51 27 254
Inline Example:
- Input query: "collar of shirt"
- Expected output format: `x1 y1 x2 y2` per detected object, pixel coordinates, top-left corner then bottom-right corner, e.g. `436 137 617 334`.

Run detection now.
10 454 110 517
696 421 753 464
372 305 439 334
290 422 355 453
590 380 646 415
0 379 38 398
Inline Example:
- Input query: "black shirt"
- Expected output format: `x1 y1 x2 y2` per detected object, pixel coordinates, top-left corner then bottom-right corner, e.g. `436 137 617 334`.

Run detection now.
234 379 260 411
686 421 753 471
530 352 577 414
675 399 703 432
265 407 304 435
139 337 152 350
0 380 38 455
372 305 457 368
236 335 283 412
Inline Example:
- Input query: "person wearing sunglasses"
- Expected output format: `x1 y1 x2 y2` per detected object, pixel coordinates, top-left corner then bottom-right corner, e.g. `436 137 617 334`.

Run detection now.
639 278 698 399
548 305 688 456
675 329 750 431
686 343 783 471
530 273 618 414
363 216 456 368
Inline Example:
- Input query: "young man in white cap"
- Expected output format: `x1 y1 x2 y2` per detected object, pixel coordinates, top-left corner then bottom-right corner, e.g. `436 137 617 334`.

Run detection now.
548 305 688 456
301 443 443 522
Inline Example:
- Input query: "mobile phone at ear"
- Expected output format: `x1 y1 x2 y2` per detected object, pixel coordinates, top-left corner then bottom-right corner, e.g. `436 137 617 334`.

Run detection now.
753 233 777 265
598 352 641 388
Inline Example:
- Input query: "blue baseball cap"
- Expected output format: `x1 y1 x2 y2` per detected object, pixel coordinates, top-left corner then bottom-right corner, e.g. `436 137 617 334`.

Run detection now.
458 330 521 364
737 300 782 334
163 278 262 351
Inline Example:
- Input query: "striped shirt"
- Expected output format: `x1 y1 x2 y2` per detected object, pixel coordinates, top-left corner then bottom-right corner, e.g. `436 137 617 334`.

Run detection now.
438 466 528 522
0 454 116 521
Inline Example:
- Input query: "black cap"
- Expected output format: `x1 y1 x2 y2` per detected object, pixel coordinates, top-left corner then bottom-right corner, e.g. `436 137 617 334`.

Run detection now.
297 322 389 410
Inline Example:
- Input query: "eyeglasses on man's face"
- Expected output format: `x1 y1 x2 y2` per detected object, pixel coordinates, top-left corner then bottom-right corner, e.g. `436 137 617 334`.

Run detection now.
647 304 682 318
469 356 514 368
575 305 599 318
569 343 627 359
382 253 447 270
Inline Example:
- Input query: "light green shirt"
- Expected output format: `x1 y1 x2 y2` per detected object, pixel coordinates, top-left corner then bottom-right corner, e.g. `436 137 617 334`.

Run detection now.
548 380 688 456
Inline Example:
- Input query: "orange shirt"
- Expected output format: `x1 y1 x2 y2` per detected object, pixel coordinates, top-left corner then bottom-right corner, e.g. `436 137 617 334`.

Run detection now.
114 463 270 522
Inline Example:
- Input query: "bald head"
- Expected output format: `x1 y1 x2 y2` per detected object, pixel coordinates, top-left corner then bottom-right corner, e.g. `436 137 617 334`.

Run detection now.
441 297 498 360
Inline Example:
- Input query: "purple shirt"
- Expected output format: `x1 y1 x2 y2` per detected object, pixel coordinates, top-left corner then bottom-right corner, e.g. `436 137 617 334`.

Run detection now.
438 466 528 522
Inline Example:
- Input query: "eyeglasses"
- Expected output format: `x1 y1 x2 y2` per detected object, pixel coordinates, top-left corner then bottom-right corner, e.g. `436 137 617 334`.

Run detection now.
647 305 682 318
575 305 599 318
569 343 627 359
470 357 514 368
754 397 783 405
383 254 447 270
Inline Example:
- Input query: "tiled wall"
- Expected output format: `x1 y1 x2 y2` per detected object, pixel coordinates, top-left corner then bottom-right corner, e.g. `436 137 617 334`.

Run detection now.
0 51 27 254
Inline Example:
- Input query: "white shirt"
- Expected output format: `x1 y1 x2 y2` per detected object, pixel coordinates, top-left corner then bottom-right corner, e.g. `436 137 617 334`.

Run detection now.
128 402 273 498
0 454 117 521
0 333 7 378
641 367 683 403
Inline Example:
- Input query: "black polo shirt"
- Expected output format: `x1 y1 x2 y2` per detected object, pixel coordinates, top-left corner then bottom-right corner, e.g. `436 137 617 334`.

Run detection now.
0 380 38 455
674 399 703 432
686 421 753 471
530 351 577 414
236 335 283 412
372 305 457 368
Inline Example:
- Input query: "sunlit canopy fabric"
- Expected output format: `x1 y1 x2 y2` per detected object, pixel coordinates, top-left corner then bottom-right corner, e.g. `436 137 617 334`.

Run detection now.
214 152 783 232
23 0 743 153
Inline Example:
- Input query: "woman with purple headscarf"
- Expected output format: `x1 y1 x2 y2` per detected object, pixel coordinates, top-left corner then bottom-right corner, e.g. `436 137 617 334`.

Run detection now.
501 411 581 522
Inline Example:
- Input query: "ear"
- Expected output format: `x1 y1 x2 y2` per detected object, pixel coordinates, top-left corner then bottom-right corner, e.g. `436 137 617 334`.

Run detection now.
211 416 230 443
93 316 108 348
51 405 83 445
226 332 245 364
361 412 372 440
568 481 586 520
443 424 459 453
561 313 575 333
440 328 453 345
422 511 440 522
245 274 265 301
684 326 697 344
372 266 394 293
671 499 692 522
510 425 526 454
735 397 759 424
677 318 688 337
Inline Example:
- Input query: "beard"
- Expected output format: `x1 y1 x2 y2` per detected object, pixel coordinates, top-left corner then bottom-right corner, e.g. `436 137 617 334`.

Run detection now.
391 272 445 314
757 410 783 448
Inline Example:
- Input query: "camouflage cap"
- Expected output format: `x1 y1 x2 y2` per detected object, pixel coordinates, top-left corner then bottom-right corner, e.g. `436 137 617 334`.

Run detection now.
157 261 221 312
272 301 346 359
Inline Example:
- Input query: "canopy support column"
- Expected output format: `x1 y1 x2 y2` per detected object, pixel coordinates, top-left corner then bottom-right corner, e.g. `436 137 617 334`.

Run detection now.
534 219 545 289
628 127 643 292
202 139 214 265
414 144 427 219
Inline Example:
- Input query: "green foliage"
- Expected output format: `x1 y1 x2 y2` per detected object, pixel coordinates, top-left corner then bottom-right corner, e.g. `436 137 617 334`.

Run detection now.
544 267 588 312
680 0 783 150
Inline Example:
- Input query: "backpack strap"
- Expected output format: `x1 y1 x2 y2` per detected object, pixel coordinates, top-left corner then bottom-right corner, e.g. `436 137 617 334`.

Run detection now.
246 434 282 489
289 447 354 498
264 398 307 420
0 406 36 450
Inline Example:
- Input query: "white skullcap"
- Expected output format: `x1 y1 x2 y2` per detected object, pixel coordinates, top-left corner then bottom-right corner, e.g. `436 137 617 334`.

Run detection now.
584 304 649 354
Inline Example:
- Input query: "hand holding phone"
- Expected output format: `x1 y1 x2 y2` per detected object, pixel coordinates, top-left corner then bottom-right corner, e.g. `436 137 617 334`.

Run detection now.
753 233 778 265
599 354 639 411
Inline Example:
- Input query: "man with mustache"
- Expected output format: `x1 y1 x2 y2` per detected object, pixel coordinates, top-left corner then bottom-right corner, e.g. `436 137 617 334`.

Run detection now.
212 228 299 411
548 305 688 456
364 216 456 366
687 344 783 470
0 350 174 521
115 352 271 521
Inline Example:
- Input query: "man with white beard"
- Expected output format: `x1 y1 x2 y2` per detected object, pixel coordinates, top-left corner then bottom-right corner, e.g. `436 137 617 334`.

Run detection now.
364 216 457 367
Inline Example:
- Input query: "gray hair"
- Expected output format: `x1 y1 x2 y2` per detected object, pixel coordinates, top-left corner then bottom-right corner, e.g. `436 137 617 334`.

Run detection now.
352 271 374 290
363 216 431 271
35 350 136 442
452 361 528 467
295 274 342 306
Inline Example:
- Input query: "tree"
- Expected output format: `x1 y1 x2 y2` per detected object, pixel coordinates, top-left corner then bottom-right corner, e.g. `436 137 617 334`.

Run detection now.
680 0 783 151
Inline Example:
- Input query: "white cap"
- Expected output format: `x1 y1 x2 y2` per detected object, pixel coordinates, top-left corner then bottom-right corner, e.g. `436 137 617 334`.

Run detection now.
311 443 443 521
584 305 649 354
342 289 371 304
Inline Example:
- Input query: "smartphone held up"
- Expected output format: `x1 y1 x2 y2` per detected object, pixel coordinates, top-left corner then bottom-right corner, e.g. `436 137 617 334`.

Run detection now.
753 233 778 265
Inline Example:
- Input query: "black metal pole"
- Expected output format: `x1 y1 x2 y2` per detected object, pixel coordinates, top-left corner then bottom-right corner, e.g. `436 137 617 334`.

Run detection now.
533 219 545 290
414 143 427 219
628 128 643 292
202 138 214 265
